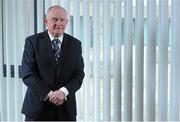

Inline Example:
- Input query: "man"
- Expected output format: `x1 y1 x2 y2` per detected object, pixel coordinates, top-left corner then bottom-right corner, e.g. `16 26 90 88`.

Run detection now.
21 5 84 121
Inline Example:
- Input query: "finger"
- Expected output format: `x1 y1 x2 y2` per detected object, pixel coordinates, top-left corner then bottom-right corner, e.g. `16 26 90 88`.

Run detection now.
49 93 58 102
51 98 58 103
49 96 54 102
49 96 57 103
53 100 60 106
55 100 64 106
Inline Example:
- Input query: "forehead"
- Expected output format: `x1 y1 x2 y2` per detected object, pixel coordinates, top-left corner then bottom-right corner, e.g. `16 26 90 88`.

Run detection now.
47 7 67 19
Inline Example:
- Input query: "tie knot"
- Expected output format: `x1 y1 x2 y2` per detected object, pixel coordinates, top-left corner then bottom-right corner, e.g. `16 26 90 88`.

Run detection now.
52 39 60 45
52 39 60 50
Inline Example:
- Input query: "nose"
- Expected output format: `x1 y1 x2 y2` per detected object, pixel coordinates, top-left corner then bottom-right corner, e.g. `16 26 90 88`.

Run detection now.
55 19 61 25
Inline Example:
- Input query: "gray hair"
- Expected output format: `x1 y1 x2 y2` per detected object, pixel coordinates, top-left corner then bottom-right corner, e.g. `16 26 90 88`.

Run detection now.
45 5 68 18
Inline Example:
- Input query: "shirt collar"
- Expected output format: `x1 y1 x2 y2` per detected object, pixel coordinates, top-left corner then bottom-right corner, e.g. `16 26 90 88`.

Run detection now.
48 31 63 43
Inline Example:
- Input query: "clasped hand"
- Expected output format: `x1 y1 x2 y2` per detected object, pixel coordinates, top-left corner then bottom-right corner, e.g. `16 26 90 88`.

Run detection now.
48 90 65 106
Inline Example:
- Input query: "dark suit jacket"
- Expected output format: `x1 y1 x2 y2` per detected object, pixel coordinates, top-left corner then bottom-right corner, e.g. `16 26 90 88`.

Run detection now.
21 31 84 120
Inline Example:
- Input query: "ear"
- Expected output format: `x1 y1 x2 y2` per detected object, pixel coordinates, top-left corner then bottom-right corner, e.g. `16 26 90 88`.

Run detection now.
44 18 48 26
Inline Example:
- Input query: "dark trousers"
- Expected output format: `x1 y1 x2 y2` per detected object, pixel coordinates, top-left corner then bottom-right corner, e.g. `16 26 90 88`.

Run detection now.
25 110 57 121
25 113 57 121
24 103 76 121
25 116 36 121
25 102 58 121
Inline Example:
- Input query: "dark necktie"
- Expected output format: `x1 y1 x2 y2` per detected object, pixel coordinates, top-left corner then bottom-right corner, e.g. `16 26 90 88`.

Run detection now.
52 39 61 64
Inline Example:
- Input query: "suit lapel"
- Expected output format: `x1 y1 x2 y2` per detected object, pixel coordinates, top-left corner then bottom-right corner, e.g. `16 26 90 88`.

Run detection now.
57 33 70 74
43 31 58 71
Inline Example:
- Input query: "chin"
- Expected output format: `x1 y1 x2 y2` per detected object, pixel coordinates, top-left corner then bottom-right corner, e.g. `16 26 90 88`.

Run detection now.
54 33 63 37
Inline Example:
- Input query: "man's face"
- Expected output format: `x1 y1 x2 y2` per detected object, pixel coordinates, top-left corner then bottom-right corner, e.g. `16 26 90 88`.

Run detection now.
45 7 68 37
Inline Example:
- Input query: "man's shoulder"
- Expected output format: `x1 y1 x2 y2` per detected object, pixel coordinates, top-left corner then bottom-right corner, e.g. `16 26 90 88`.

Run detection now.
26 31 47 40
64 33 81 44
24 31 48 47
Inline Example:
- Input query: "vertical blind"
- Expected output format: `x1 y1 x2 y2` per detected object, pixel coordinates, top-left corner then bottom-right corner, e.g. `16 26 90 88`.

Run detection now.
134 0 144 120
158 0 168 120
170 0 180 120
146 0 156 120
0 0 180 121
123 0 133 120
0 0 34 121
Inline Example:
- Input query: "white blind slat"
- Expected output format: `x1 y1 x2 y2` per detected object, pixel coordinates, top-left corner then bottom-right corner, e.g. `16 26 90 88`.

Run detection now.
0 0 3 120
73 0 81 121
103 0 111 121
157 0 168 120
83 0 90 120
170 0 180 120
4 0 15 120
134 0 144 120
64 0 70 34
146 0 156 120
123 0 133 120
37 0 44 33
93 0 100 121
113 0 121 121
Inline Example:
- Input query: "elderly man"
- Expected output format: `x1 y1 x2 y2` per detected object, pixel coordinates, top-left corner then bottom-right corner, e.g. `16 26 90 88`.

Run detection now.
21 5 84 121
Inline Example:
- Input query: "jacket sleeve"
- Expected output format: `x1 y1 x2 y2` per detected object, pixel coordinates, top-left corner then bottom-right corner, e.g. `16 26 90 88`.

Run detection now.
64 42 85 95
21 37 51 101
